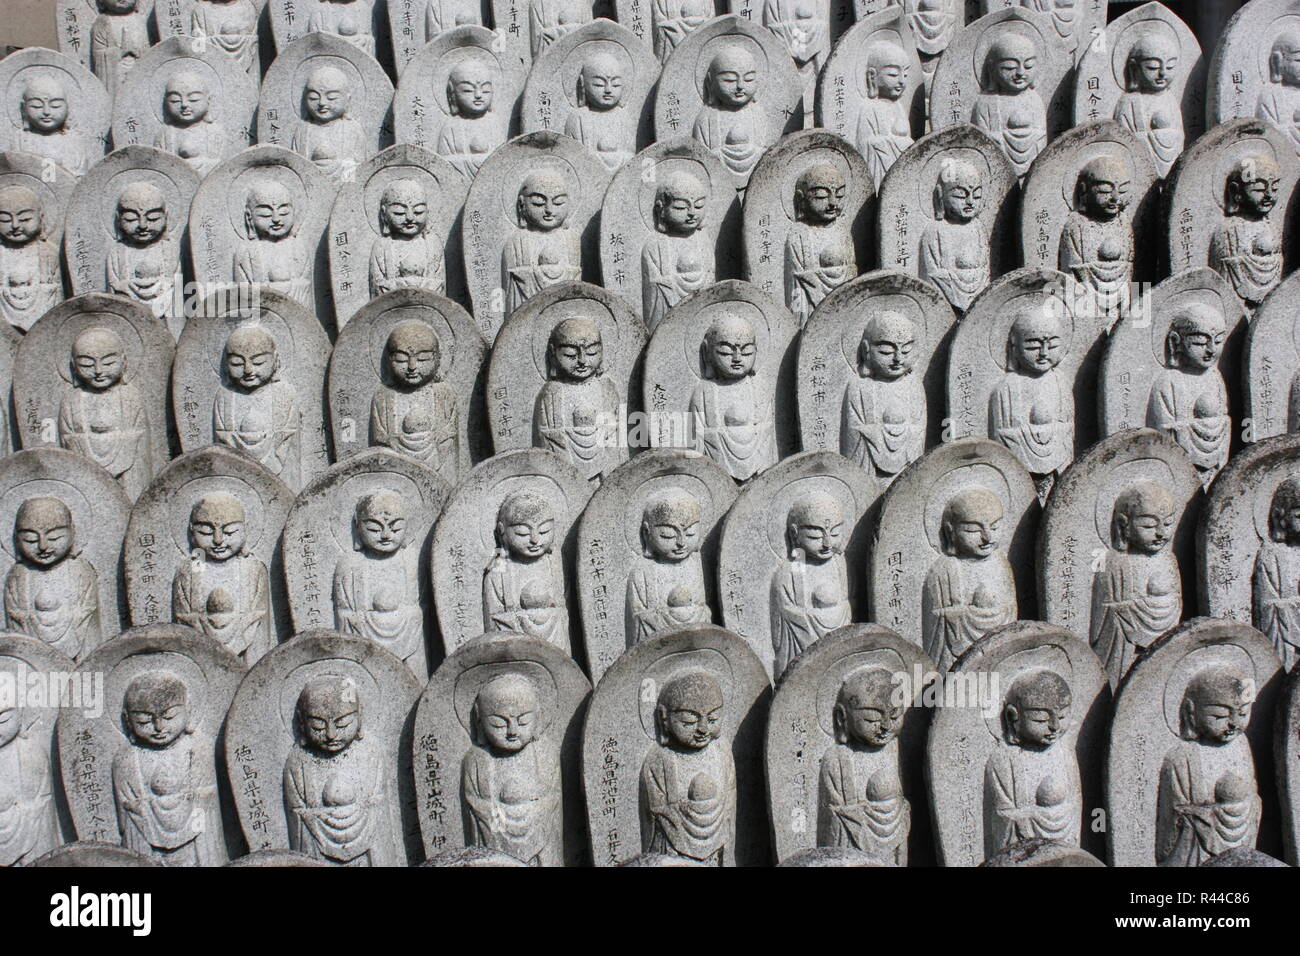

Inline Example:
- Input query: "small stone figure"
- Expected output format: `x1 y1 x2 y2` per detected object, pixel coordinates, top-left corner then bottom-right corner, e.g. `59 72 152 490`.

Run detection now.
91 0 150 90
1146 304 1229 485
692 45 766 185
1209 155 1283 307
919 157 989 312
482 490 569 647
436 58 498 181
368 179 445 297
425 0 480 35
1089 482 1180 685
106 182 182 323
502 170 581 315
652 0 711 63
784 163 855 326
922 488 1017 671
291 65 366 183
1253 476 1300 671
1257 30 1300 157
817 667 909 864
1113 32 1183 177
533 318 621 483
284 675 397 866
461 673 562 865
3 497 101 661
0 185 61 331
58 326 153 501
640 672 737 864
529 0 589 56
854 40 913 192
0 688 60 866
1156 666 1261 866
770 491 850 677
840 311 925 486
213 326 302 488
233 181 311 304
626 490 711 642
1058 155 1134 319
970 33 1047 179
190 0 259 75
113 671 222 865
689 312 777 482
153 70 229 177
369 321 458 484
905 0 956 68
563 52 632 174
762 0 829 96
172 492 272 664
642 170 713 329
308 0 376 57
14 76 95 175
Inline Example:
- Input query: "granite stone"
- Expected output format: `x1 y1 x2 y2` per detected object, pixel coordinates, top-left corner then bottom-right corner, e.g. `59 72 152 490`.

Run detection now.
57 0 158 91
1207 0 1300 156
1243 269 1300 440
387 0 488 76
155 0 265 78
0 48 111 178
0 151 75 332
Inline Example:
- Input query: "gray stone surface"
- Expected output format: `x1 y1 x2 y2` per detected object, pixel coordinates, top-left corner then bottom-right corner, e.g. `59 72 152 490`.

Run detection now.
268 0 382 57
1280 663 1300 865
614 0 722 63
575 448 739 682
155 0 264 78
430 447 593 660
462 133 611 341
492 0 595 68
580 623 772 865
0 320 18 455
173 288 332 491
981 838 1106 866
225 848 333 866
776 846 883 866
123 444 294 660
56 0 157 91
27 840 162 866
1038 427 1201 688
1207 0 1300 155
726 0 832 124
0 448 132 663
1106 618 1283 866
860 0 961 79
0 151 74 332
765 622 934 864
870 438 1039 666
421 846 529 866
224 628 423 864
976 0 1107 66
327 287 487 482
926 620 1111 866
412 630 591 864
0 48 110 178
717 451 879 678
327 144 469 327
1244 270 1300 440
281 448 449 679
388 0 488 76
15 292 175 502
1201 846 1290 867
56 623 247 864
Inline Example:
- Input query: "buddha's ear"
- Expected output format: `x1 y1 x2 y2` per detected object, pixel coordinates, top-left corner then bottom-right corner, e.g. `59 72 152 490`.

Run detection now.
831 702 847 745
1178 697 1196 740
654 703 669 746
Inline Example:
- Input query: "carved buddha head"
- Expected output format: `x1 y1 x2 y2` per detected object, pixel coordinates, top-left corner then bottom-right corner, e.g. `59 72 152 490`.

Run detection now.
1224 154 1281 220
20 76 69 136
1164 303 1225 371
655 671 723 750
353 488 407 556
1073 155 1130 222
793 163 846 226
297 674 363 755
577 51 625 112
378 179 429 239
446 58 495 119
939 488 1003 559
383 321 441 390
1007 305 1064 376
785 490 845 565
859 310 916 381
980 32 1038 95
1268 476 1300 545
700 312 757 381
1123 32 1178 94
704 44 759 111
1110 480 1175 555
1001 668 1071 750
222 325 280 391
494 490 555 562
1178 664 1254 744
243 181 295 241
0 185 44 248
122 671 193 749
188 492 248 562
864 40 908 101
471 673 539 753
302 64 352 124
114 181 168 247
639 490 702 563
1268 30 1300 88
833 666 900 747
545 317 603 382
71 326 127 392
932 158 982 224
653 169 708 236
515 169 571 232
14 497 74 568
163 70 212 127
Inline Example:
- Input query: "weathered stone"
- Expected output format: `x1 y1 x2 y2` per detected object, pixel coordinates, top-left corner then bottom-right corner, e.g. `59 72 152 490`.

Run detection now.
981 838 1106 867
1279 663 1300 865
0 49 110 178
1207 0 1300 157
1244 270 1300 440
976 0 1108 67
613 0 722 64
56 0 157 92
726 0 832 124
27 841 162 866
491 0 595 71
225 849 333 866
155 0 264 78
387 0 488 76
268 0 383 59
0 320 18 454
421 846 530 866
0 151 75 333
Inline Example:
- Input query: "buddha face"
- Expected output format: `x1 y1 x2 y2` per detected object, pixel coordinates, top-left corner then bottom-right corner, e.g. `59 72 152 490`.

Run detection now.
1168 306 1226 371
786 492 845 565
865 42 908 101
704 314 757 381
657 673 723 750
163 71 211 126
1113 481 1175 555
517 171 570 231
1004 669 1071 750
1271 33 1300 88
0 186 43 247
379 180 428 238
1183 667 1253 745
355 490 406 556
223 326 278 391
303 66 351 123
447 60 495 118
939 168 982 223
579 52 624 111
654 172 707 235
706 46 758 110
1127 36 1177 94
72 326 127 391
115 182 168 246
189 493 247 562
14 497 72 568
246 182 295 240
474 674 538 753
496 492 555 561
986 34 1037 94
941 488 1003 559
384 321 439 388
795 164 846 226
1229 156 1281 219
1078 157 1130 221
835 668 901 747
862 311 916 381
0 703 20 749
21 78 69 134
547 318 602 382
298 676 361 755
641 492 702 563
123 673 190 749
1009 309 1064 375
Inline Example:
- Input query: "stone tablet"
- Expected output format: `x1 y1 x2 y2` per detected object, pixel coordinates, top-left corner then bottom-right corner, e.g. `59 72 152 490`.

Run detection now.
653 14 801 193
413 631 591 864
1245 270 1300 440
765 622 934 865
742 131 871 328
976 0 1106 66
56 623 247 864
640 279 797 479
62 147 199 338
599 137 736 329
56 0 157 91
485 280 645 482
796 269 955 487
493 0 596 69
1207 0 1300 156
926 620 1110 866
1038 427 1201 688
281 449 449 679
1164 119 1299 310
1281 665 1300 864
0 448 131 663
1071 2 1201 179
111 36 257 179
1099 267 1245 489
327 288 487 482
614 0 722 63
0 632 76 866
815 8 925 194
188 145 334 324
462 133 610 340
392 26 525 184
1106 618 1283 866
431 448 593 660
124 445 293 661
929 7 1072 180
717 452 878 678
173 289 331 491
1201 846 1290 867
387 0 488 76
520 19 659 175
225 629 423 865
15 293 174 503
327 144 469 326
576 449 740 682
28 841 162 866
859 0 961 79
0 151 75 333
268 0 382 58
0 48 111 178
945 267 1107 499
580 624 771 866
0 321 18 455
875 123 1018 313
870 438 1038 666
257 32 394 187
155 0 265 78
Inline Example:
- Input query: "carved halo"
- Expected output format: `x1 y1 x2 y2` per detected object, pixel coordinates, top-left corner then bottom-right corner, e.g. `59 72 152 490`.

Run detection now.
687 298 771 378
970 16 1046 86
453 658 559 738
693 32 767 102
528 294 620 381
207 313 297 380
0 478 94 561
169 474 269 556
561 37 636 110
327 470 425 555
1090 455 1177 546
1144 283 1233 367
105 650 210 742
98 165 188 245
637 645 734 741
1161 641 1256 737
475 473 569 552
915 144 991 225
622 470 716 557
4 62 87 133
920 460 1012 554
1110 16 1181 91
225 160 308 237
278 656 381 736
290 53 366 122
636 155 713 235
147 53 225 127
985 287 1073 372
1211 136 1282 214
361 162 447 239
366 303 457 384
48 307 147 386
980 641 1072 740
837 287 930 374
814 645 908 738
1059 139 1135 211
427 43 501 120
499 155 580 223
763 473 858 561
778 147 856 226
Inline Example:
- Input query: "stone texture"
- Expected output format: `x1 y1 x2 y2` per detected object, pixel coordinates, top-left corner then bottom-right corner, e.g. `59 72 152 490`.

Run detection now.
1207 0 1300 155
726 0 833 124
387 0 488 76
977 0 1108 67
776 846 884 866
0 151 75 333
28 841 162 866
155 0 265 78
225 849 333 866
0 321 18 455
491 0 595 71
1280 663 1300 865
421 846 530 866
0 48 110 178
268 0 383 57
55 0 156 92
859 0 962 79
1244 270 1300 440
613 0 723 63
1200 846 1290 867
981 838 1106 866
